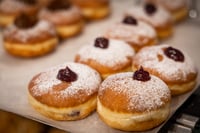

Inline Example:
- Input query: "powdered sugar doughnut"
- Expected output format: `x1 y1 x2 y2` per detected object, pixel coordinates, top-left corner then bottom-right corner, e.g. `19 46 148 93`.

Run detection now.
28 62 102 120
39 0 84 38
104 16 158 52
0 0 39 27
97 70 171 131
145 0 188 22
70 0 110 20
3 13 58 57
75 37 135 79
125 2 173 39
132 44 198 95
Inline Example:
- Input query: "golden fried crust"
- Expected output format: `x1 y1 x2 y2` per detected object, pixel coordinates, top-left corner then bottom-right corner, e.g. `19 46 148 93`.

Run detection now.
127 38 157 52
28 73 98 108
70 0 109 8
29 92 97 120
4 32 56 44
55 21 84 38
171 7 188 22
156 22 173 39
75 56 132 75
4 38 58 57
97 99 170 131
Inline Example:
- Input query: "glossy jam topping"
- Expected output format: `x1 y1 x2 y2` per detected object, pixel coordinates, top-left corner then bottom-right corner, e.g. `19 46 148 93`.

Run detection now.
57 66 77 82
94 37 109 49
18 0 36 5
164 47 184 62
47 0 71 11
145 3 157 15
133 67 151 81
14 14 38 29
122 16 138 25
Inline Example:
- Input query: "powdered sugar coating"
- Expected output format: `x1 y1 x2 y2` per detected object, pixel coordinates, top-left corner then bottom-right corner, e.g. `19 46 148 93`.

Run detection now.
0 0 36 14
99 72 170 111
76 39 135 68
3 20 56 43
125 4 172 27
31 62 102 98
39 6 82 25
156 0 187 10
105 21 157 45
133 44 197 82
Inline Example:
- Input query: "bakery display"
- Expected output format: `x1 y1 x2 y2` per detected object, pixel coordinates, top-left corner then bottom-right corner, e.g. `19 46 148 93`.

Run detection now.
0 0 39 27
125 2 173 39
75 37 135 79
132 44 198 96
70 0 110 20
97 68 171 131
28 62 102 120
104 15 158 52
2 13 58 58
144 0 188 22
38 0 84 39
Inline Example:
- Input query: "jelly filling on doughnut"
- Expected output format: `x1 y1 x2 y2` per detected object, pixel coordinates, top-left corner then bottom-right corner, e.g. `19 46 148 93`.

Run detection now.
47 0 71 11
145 3 157 15
122 16 138 25
94 37 109 49
67 110 80 117
18 0 36 5
14 14 38 29
164 47 184 62
133 67 151 81
57 66 77 82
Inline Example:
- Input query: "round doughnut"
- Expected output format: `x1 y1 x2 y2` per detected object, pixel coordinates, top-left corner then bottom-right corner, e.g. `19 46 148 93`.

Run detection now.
125 2 173 39
0 0 39 27
3 13 58 58
75 37 135 79
28 62 102 120
132 44 198 95
70 0 110 20
97 69 171 131
104 16 158 52
145 0 188 22
39 0 84 39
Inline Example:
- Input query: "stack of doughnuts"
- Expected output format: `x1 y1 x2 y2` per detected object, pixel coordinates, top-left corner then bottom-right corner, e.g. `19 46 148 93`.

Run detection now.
25 1 198 132
1 0 111 58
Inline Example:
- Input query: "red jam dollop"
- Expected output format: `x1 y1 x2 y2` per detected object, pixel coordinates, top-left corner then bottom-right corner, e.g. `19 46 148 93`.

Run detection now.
14 14 38 29
57 66 77 82
123 16 138 25
164 47 184 62
47 0 71 11
145 3 157 15
133 67 151 81
94 37 109 49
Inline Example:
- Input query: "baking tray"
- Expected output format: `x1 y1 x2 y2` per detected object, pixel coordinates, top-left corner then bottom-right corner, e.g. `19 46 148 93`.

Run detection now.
0 1 200 133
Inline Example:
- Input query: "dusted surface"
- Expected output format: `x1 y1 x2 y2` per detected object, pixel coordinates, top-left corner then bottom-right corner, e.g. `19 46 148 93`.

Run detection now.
0 1 200 133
